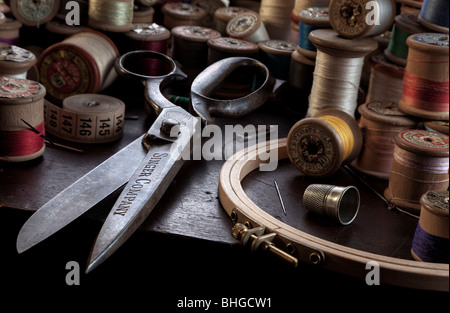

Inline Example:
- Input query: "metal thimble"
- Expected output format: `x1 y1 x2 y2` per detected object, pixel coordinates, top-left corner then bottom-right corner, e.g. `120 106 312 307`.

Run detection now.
303 185 360 225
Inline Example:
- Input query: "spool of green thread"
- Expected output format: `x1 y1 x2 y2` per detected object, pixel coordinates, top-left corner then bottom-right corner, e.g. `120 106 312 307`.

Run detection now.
385 13 430 66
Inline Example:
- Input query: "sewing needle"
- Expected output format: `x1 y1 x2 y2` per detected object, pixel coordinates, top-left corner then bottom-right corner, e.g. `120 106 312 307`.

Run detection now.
274 180 287 216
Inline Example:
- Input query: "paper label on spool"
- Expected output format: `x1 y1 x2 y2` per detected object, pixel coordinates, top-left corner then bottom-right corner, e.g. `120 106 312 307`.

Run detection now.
367 101 406 116
227 12 259 36
16 0 56 22
425 191 449 213
0 45 34 62
39 49 92 102
0 76 41 99
288 125 337 176
43 95 125 144
413 33 450 47
400 130 449 150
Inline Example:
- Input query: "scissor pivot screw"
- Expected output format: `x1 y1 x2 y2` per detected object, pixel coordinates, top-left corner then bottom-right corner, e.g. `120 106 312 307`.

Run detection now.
160 119 180 137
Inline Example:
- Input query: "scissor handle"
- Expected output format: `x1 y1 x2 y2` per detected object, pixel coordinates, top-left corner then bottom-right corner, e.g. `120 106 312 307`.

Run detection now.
115 51 187 115
190 57 284 123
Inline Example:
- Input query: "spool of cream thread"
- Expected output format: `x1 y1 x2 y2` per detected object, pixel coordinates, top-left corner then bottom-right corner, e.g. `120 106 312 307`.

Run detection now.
259 0 295 41
287 108 363 178
45 19 91 46
411 190 449 264
38 30 119 104
384 129 449 213
0 77 46 162
328 0 396 39
419 0 449 34
0 18 22 46
307 29 378 118
226 11 270 43
297 6 331 60
88 0 134 32
366 53 405 103
214 6 252 36
385 14 431 67
162 2 207 29
354 101 418 180
399 33 449 121
0 45 36 79
258 40 297 81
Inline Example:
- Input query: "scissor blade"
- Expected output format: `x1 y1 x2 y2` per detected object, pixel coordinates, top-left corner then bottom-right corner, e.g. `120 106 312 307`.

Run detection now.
16 136 147 254
86 110 199 273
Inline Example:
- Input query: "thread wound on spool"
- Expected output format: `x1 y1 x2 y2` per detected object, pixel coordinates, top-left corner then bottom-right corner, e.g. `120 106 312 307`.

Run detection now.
0 76 46 162
399 33 449 121
384 129 449 213
419 0 449 34
226 11 270 43
287 109 362 178
38 30 119 103
355 101 418 179
88 0 134 32
412 190 449 263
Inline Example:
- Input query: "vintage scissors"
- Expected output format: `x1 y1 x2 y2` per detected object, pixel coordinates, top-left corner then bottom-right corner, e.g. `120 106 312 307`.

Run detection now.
16 51 282 272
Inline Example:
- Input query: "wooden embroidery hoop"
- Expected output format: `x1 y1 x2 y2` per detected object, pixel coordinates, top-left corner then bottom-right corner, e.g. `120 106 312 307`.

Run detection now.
218 138 449 291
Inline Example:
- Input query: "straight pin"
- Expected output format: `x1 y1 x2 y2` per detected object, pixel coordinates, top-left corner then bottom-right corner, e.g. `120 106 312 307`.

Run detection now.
274 180 287 216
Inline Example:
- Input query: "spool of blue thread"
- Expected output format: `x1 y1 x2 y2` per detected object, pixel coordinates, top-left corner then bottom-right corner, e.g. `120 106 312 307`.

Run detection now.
258 40 297 81
412 190 449 264
419 0 449 34
297 6 330 60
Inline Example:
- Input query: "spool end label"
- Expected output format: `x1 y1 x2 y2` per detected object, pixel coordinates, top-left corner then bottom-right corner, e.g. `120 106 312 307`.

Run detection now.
0 77 42 99
413 33 450 47
400 130 449 150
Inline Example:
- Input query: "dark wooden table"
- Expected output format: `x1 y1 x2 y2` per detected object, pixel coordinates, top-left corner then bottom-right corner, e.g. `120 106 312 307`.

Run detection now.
1 76 447 310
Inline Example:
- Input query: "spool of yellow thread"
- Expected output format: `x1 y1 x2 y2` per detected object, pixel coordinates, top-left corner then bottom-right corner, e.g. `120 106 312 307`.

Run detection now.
287 108 362 178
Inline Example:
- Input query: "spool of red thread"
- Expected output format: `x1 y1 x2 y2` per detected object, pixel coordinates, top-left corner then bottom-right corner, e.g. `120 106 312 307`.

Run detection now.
0 77 46 162
124 23 170 55
399 33 449 121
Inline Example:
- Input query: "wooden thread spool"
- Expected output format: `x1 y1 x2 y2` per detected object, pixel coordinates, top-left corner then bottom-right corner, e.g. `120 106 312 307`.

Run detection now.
207 37 259 98
329 0 396 39
88 0 134 32
136 0 158 6
45 19 91 46
307 29 377 118
124 23 170 54
226 11 270 43
214 6 252 36
0 45 36 79
259 0 295 41
162 2 207 29
354 101 418 180
412 190 449 264
289 48 315 100
398 0 422 16
9 0 60 27
0 18 22 46
0 77 46 162
384 129 449 213
366 53 405 103
287 108 362 178
133 5 155 24
171 25 221 75
424 121 449 136
399 33 449 121
297 6 331 60
258 40 297 81
292 0 330 17
191 0 226 29
38 30 119 104
385 14 431 67
419 0 449 34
